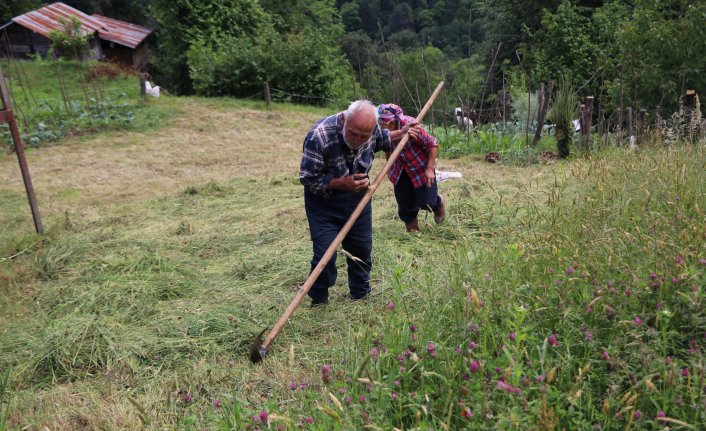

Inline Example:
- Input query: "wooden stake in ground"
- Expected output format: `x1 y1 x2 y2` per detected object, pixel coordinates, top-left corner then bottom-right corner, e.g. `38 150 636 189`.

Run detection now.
0 65 43 234
250 81 446 363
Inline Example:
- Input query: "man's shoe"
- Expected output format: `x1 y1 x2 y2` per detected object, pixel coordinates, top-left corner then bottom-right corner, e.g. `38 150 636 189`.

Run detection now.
434 195 446 224
350 293 369 301
405 218 420 233
310 298 329 308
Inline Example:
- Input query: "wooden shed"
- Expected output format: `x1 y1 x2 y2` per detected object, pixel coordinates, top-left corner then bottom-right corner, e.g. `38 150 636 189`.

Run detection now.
0 2 152 70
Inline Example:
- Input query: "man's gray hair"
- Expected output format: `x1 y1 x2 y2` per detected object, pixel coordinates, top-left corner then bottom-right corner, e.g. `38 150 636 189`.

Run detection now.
345 100 377 120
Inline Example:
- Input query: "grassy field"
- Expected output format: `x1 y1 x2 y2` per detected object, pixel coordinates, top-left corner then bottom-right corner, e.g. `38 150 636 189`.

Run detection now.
1 91 704 430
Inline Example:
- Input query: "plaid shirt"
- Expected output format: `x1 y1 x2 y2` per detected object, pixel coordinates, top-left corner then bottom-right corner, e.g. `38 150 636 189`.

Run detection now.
388 115 438 188
300 113 392 196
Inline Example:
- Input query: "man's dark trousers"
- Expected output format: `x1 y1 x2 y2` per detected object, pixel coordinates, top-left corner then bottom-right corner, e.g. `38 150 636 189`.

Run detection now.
304 188 372 301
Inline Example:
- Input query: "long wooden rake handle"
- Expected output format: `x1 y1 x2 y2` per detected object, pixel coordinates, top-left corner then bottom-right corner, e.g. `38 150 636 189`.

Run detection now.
260 81 445 353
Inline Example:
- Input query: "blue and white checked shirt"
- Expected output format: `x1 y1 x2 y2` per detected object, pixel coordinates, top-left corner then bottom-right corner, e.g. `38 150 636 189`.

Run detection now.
299 113 392 196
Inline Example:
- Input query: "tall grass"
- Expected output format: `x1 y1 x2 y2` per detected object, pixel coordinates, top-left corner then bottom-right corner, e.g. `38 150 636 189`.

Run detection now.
214 144 705 429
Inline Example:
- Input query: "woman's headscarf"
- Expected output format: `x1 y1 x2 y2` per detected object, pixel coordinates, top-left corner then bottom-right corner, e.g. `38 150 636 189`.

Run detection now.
377 103 404 129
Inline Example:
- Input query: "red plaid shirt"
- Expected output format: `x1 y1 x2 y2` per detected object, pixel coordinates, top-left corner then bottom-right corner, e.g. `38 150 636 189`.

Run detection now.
387 115 438 188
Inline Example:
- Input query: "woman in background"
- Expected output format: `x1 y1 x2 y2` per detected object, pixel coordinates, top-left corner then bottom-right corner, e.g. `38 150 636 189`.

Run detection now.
377 104 446 233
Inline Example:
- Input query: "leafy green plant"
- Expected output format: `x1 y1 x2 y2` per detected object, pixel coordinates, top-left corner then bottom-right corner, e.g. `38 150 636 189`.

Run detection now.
48 17 90 60
548 72 578 158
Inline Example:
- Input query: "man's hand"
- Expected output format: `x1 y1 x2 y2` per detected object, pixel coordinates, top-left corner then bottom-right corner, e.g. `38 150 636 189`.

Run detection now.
329 174 370 192
425 167 435 188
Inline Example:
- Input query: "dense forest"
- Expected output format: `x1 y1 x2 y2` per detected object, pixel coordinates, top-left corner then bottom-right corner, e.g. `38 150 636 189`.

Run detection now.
3 0 704 119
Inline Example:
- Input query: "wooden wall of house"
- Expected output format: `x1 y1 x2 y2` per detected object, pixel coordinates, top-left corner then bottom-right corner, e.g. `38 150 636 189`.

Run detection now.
1 24 51 58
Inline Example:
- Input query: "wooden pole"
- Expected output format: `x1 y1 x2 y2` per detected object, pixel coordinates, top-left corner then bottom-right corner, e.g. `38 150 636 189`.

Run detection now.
684 90 696 140
0 66 43 234
533 82 553 147
255 82 446 358
627 107 633 138
582 96 594 150
264 81 271 110
637 108 646 144
139 75 146 101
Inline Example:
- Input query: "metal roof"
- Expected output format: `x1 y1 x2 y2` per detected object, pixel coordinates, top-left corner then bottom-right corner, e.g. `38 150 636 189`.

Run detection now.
12 2 104 38
92 14 152 49
7 3 152 49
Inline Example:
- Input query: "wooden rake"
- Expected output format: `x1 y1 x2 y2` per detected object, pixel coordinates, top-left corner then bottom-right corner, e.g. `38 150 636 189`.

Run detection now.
250 81 445 363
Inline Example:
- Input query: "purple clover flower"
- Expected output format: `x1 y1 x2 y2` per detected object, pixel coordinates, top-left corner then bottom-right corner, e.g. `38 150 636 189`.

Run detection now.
470 360 480 373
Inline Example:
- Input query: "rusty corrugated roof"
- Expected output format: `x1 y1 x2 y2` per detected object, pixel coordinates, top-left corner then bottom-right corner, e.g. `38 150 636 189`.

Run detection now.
12 2 104 38
8 2 152 49
92 14 152 49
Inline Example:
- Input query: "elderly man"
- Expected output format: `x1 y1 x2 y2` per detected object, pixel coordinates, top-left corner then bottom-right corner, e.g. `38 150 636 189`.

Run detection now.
300 100 419 306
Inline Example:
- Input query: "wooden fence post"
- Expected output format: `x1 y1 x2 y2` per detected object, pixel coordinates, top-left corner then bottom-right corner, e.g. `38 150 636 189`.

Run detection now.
627 107 633 139
637 108 646 144
264 81 271 110
532 82 553 147
0 66 43 234
140 75 146 101
581 96 594 149
683 90 697 140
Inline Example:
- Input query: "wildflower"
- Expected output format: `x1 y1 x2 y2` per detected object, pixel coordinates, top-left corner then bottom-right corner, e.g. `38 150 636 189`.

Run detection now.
396 353 404 363
536 375 545 382
624 288 631 297
657 411 666 422
182 393 193 403
399 366 406 373
299 383 309 390
455 347 462 354
392 392 398 400
509 332 516 341
412 334 418 341
370 347 379 358
567 267 575 275
548 334 559 346
290 381 297 390
690 339 699 354
427 342 436 354
699 258 706 265
461 373 469 380
495 367 502 374
681 367 689 377
338 387 346 394
387 301 395 310
322 365 332 383
665 356 671 364
461 407 473 418
634 411 641 420
410 324 417 332
633 316 642 326
393 380 400 387
470 360 480 373
649 272 657 280
343 395 351 404
304 417 313 424
656 302 663 310
602 351 611 361
675 255 684 265
672 277 679 284
358 395 367 403
213 399 222 409
584 329 593 342
469 341 477 350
